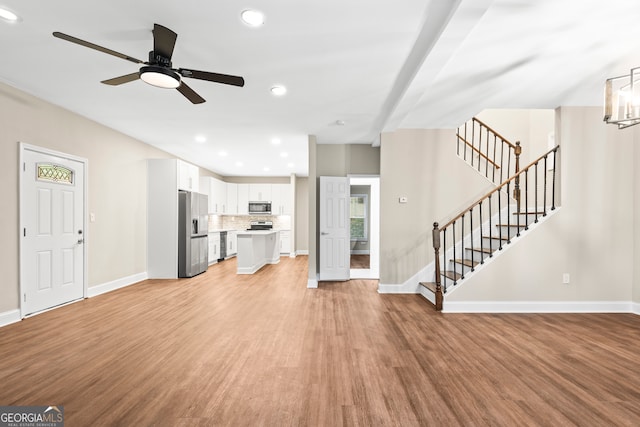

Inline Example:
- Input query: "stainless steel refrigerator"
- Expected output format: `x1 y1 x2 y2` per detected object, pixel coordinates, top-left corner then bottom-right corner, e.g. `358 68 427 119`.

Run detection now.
178 190 209 277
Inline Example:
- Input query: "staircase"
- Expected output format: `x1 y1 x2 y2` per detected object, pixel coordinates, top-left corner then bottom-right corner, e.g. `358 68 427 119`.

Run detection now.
420 118 559 311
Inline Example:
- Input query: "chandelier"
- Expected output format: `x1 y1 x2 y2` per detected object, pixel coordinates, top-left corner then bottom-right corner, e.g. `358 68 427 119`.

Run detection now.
604 66 640 129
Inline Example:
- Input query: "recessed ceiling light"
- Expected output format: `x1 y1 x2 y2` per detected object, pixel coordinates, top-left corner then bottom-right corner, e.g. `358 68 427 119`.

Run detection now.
271 138 281 145
0 7 19 22
218 151 228 157
241 9 265 27
335 120 346 126
280 152 288 158
270 85 287 96
236 161 243 167
263 167 270 172
195 135 207 143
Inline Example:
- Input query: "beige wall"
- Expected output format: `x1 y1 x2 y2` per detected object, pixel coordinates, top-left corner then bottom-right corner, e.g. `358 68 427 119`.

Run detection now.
379 129 495 285
447 107 635 302
295 177 309 253
476 109 555 165
0 82 175 313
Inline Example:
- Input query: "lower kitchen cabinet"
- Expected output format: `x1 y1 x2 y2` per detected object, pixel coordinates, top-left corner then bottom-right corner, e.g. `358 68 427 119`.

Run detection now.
279 230 291 255
226 231 237 257
208 232 220 264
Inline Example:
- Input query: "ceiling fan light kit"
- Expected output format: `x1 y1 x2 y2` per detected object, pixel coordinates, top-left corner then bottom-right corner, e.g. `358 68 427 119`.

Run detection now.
140 65 181 89
53 23 245 104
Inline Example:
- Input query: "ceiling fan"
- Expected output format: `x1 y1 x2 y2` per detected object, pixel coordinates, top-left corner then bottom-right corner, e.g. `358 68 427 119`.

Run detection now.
53 24 245 104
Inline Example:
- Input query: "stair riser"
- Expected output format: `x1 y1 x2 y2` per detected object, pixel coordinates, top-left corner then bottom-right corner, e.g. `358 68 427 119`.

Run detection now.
463 249 492 263
479 237 505 251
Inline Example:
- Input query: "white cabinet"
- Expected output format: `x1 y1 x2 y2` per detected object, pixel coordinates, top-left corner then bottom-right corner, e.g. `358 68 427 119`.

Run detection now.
249 184 271 201
237 184 249 215
226 231 237 256
212 178 227 214
200 177 227 214
177 159 199 192
226 183 238 215
271 184 292 215
279 230 291 254
208 232 220 264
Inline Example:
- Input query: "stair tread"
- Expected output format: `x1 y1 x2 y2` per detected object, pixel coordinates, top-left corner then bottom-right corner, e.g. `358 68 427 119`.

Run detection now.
419 282 438 293
496 223 528 228
483 235 510 241
442 271 462 280
513 211 546 215
468 246 495 254
452 258 479 267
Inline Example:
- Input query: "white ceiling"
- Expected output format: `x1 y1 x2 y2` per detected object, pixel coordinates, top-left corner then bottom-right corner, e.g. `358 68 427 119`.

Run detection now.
1 0 639 177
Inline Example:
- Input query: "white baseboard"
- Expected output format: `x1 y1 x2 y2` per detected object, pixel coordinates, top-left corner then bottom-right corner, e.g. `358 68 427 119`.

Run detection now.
377 282 420 294
0 309 21 328
297 250 309 256
307 278 318 288
632 302 640 315
87 272 148 298
443 301 634 313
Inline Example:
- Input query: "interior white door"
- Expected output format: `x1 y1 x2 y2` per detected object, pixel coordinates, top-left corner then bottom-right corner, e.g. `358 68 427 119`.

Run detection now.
319 176 350 281
21 146 85 316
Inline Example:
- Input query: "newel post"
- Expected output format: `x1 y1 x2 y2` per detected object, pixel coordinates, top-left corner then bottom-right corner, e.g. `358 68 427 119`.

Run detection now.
513 141 522 212
432 222 443 311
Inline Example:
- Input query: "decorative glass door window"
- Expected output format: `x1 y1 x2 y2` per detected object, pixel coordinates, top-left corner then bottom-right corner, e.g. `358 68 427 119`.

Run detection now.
36 163 74 185
350 194 367 240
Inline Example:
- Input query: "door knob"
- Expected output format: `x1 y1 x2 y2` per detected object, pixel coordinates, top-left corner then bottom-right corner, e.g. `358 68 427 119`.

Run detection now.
77 238 84 244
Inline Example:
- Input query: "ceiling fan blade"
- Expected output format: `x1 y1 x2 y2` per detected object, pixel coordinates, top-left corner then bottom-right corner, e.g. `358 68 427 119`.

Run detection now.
177 82 206 104
101 72 140 86
153 24 177 60
178 68 245 87
53 31 145 65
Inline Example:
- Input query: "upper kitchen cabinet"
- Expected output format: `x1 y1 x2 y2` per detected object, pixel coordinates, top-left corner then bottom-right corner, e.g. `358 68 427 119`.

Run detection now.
249 184 271 202
271 184 293 215
237 184 249 215
226 183 238 215
177 159 199 192
200 176 227 214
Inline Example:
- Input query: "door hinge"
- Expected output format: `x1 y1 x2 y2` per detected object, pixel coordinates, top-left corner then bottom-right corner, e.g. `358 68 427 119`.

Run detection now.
23 293 26 303
23 228 26 237
23 162 26 172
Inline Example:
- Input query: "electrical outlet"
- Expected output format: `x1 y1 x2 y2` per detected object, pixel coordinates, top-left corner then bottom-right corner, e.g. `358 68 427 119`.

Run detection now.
562 273 570 284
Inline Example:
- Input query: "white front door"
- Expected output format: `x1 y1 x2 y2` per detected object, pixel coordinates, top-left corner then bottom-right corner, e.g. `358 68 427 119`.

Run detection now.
319 176 350 281
21 145 86 316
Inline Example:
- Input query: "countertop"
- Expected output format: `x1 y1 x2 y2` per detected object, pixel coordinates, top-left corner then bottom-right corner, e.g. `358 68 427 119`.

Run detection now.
236 230 280 235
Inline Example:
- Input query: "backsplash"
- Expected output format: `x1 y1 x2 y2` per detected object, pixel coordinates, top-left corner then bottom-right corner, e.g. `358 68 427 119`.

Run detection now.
208 215 291 231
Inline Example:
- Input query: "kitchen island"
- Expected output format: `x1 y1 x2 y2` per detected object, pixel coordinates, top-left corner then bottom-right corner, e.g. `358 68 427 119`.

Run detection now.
236 230 280 274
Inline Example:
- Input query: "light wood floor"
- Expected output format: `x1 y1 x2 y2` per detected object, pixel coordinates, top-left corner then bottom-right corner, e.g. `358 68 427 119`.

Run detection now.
1 256 640 426
350 254 370 269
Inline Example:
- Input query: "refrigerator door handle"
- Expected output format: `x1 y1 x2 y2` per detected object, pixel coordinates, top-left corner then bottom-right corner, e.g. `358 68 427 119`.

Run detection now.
192 219 198 234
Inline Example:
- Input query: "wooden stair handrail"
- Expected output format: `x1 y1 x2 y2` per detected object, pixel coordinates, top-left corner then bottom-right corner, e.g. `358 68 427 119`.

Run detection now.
439 145 559 231
456 135 501 169
471 117 519 150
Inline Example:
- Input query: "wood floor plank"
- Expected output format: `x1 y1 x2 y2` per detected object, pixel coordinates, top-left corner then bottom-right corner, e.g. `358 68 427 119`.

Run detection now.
0 256 639 425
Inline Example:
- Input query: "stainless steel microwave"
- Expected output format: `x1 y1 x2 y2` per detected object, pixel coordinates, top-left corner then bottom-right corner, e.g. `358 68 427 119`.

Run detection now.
248 201 271 215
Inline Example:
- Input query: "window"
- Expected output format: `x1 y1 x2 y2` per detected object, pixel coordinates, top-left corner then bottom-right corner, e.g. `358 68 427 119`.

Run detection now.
350 194 367 241
36 163 74 185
